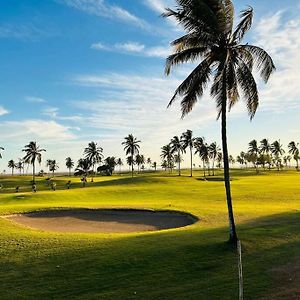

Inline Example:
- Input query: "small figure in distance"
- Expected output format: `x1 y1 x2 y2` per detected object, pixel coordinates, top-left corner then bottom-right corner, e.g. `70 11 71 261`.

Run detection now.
16 186 19 193
32 183 37 193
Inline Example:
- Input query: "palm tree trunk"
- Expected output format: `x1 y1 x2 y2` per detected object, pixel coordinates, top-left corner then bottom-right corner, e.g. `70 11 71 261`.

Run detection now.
178 151 181 176
203 160 206 178
190 146 193 177
212 159 215 176
221 94 238 244
69 168 71 177
32 162 35 183
131 155 133 178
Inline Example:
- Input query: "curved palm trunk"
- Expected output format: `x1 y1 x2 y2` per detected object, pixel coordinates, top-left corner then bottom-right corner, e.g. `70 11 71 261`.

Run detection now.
221 93 238 244
190 146 193 177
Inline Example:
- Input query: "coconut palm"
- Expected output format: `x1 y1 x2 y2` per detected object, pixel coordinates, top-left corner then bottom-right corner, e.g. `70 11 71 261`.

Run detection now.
117 158 123 173
49 160 59 177
161 144 174 173
271 140 285 171
152 161 157 171
135 154 143 173
248 140 260 172
8 160 16 175
75 158 91 177
181 130 195 177
163 1 275 242
122 134 141 178
208 142 221 175
170 136 185 176
126 156 135 172
22 142 46 183
260 138 271 169
65 157 74 176
195 142 209 177
288 141 299 171
16 159 24 175
84 142 103 182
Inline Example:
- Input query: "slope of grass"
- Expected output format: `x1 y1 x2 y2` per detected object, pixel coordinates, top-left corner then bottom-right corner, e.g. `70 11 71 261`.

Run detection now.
0 169 299 299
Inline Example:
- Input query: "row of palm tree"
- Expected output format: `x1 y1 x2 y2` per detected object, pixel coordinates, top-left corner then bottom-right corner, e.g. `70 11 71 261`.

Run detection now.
236 140 299 171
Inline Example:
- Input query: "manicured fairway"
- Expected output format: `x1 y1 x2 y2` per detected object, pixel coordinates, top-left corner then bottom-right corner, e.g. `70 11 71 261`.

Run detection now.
0 170 299 299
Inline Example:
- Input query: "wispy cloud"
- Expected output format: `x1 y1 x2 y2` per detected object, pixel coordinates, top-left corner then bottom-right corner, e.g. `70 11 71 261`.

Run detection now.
253 10 300 112
26 96 47 103
0 24 49 40
58 0 149 29
0 106 9 116
91 41 171 58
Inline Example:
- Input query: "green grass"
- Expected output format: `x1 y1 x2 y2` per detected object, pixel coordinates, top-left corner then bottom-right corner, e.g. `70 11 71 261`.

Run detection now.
0 169 299 299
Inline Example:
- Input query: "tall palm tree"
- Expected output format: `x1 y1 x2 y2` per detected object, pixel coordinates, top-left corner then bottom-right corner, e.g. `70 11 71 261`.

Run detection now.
248 140 260 173
22 142 46 183
84 142 103 182
181 130 195 177
122 134 141 178
117 158 123 173
161 144 174 173
170 135 185 176
288 141 299 171
195 142 209 177
260 138 271 169
208 142 221 176
65 157 74 176
271 140 285 171
49 160 59 177
16 159 24 175
163 1 275 242
8 159 16 176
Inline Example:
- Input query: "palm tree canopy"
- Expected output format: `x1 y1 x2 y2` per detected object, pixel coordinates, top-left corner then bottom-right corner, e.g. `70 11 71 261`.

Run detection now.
170 135 185 154
76 158 91 175
248 139 259 154
288 141 299 155
208 142 220 159
84 142 103 165
8 160 16 168
161 144 174 163
163 0 275 118
260 138 271 153
271 140 285 156
22 141 46 165
122 134 141 156
181 129 195 149
66 157 74 169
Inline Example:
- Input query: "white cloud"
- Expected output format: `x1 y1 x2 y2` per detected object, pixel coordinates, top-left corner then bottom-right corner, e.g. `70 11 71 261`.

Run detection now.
0 24 49 40
59 0 149 29
0 106 9 116
0 120 76 142
91 41 171 58
252 10 300 112
25 96 46 103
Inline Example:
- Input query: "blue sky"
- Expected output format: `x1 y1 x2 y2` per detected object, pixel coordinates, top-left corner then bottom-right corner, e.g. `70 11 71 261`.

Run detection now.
0 0 299 171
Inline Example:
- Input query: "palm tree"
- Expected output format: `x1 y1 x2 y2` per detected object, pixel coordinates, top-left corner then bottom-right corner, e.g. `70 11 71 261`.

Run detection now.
22 142 46 183
163 1 275 242
65 157 74 176
181 130 195 177
84 142 103 182
170 136 185 176
288 141 299 171
208 142 221 175
8 159 16 175
16 159 24 175
195 142 209 177
152 161 157 171
75 158 91 183
126 156 135 171
122 134 141 178
271 140 285 171
248 140 260 173
260 138 271 170
117 158 123 173
0 147 4 159
161 144 174 173
49 160 59 177
135 154 143 173
146 157 152 170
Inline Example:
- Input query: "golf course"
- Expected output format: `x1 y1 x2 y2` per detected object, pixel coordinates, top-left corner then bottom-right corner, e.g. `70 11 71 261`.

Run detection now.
0 169 299 299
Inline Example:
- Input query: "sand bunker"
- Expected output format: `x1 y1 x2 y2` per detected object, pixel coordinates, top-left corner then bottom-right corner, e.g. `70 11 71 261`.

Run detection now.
7 209 198 233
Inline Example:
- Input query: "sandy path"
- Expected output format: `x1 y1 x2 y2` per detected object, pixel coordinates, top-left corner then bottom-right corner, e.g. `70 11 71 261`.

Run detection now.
6 209 197 233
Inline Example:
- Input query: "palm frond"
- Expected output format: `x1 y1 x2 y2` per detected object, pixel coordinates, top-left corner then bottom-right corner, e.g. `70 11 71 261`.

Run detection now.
241 44 276 82
232 6 253 43
165 47 209 75
236 58 259 119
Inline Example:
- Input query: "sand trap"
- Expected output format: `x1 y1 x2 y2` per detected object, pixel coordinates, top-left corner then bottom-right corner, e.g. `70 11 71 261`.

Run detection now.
6 209 198 233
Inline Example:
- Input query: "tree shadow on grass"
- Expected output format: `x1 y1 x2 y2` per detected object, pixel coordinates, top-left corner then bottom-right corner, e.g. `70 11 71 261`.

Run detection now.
0 211 299 299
